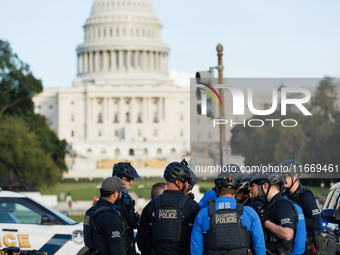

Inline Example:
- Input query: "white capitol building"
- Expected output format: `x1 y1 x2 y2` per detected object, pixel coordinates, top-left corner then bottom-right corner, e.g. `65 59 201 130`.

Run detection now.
33 0 315 178
34 0 190 174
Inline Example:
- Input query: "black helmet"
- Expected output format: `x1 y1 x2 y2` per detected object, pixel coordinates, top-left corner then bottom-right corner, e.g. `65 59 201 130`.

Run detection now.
239 172 258 191
249 172 264 186
164 161 197 183
112 162 140 178
278 159 301 177
215 172 241 190
256 172 286 187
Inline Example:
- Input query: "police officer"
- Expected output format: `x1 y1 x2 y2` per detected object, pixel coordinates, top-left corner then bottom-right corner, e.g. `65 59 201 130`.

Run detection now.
112 162 140 254
248 173 267 212
199 164 242 208
138 160 201 255
191 172 266 255
280 160 322 255
236 173 257 206
256 172 298 255
84 177 130 255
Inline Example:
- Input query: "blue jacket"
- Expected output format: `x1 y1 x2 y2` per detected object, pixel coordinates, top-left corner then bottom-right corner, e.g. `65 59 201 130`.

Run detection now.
284 196 307 255
191 196 266 255
198 189 217 208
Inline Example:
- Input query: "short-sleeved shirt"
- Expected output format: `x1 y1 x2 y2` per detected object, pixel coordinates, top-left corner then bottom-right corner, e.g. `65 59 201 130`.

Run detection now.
265 193 295 252
191 196 266 255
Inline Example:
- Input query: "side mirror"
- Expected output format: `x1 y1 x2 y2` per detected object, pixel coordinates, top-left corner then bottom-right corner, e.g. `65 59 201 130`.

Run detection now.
321 208 340 224
41 214 58 225
61 211 69 217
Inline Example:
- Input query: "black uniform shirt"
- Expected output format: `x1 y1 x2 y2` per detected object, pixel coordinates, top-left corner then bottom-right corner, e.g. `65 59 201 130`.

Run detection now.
249 196 266 213
93 198 126 255
266 193 295 253
138 190 201 255
286 184 322 233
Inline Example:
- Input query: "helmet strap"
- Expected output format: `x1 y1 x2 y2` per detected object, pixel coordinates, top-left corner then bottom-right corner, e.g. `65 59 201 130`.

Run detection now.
287 176 298 190
174 181 185 193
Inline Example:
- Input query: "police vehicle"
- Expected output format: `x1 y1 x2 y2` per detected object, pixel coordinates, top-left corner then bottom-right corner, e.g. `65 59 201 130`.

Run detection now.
0 190 87 255
318 182 340 255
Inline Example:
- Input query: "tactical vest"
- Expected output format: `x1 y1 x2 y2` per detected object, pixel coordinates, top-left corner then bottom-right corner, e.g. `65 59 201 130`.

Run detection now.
84 205 131 253
288 187 314 202
151 194 191 243
119 195 139 229
262 197 298 254
204 202 252 255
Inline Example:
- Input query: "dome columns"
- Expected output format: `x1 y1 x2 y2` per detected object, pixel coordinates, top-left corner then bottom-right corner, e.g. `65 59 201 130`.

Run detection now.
77 49 168 74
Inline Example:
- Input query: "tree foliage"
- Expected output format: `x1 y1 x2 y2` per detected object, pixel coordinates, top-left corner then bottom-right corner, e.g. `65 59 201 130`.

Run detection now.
0 40 68 190
237 77 340 168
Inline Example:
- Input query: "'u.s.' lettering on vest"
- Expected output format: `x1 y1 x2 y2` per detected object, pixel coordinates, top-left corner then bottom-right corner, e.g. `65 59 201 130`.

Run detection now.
158 209 178 219
214 212 237 224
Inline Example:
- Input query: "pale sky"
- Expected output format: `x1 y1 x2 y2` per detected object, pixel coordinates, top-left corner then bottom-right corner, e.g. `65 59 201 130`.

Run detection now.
0 0 339 89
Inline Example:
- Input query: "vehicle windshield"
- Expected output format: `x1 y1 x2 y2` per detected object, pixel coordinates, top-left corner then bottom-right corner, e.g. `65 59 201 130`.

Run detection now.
28 198 79 225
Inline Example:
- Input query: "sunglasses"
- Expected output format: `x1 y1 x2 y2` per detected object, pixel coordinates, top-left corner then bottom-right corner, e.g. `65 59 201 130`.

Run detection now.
122 177 134 182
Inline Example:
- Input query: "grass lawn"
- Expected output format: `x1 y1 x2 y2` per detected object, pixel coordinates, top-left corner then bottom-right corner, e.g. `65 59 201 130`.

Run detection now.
69 215 85 222
40 179 331 201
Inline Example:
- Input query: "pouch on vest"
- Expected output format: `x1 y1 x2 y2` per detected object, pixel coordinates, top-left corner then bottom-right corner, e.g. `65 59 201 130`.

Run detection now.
262 197 298 253
204 202 252 251
151 195 190 243
84 206 129 252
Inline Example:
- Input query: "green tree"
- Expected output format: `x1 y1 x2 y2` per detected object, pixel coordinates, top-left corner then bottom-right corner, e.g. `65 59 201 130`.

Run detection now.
0 40 42 116
238 77 340 176
0 116 63 189
238 111 306 166
0 40 68 190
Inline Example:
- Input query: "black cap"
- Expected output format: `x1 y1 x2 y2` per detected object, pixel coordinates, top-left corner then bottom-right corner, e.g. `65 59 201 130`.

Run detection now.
102 177 128 194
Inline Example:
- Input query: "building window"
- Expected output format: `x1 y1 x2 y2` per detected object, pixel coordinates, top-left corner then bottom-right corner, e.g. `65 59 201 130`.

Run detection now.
99 130 102 137
115 130 119 137
154 129 157 136
116 28 119 37
143 148 148 156
115 149 120 157
126 113 130 123
98 100 102 105
137 112 142 122
126 100 130 104
49 105 53 109
115 100 118 104
180 114 183 121
138 129 141 137
71 101 74 105
157 148 162 155
153 112 158 123
48 118 53 125
87 148 92 153
101 148 106 154
153 100 157 104
208 133 211 139
114 112 119 122
180 130 183 137
98 113 103 123
129 149 134 156
171 148 176 154
71 130 74 137
71 114 74 122
38 105 41 109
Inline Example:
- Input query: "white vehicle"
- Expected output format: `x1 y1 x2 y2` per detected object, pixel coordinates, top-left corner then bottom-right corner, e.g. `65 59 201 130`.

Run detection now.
0 190 87 255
